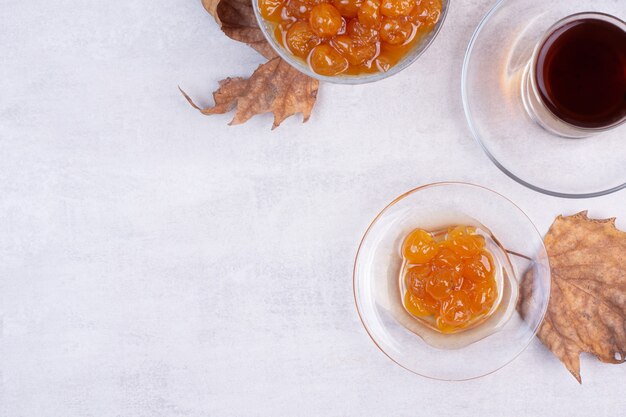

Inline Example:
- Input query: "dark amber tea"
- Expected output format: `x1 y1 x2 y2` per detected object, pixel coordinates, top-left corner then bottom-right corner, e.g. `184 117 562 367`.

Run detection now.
535 17 626 129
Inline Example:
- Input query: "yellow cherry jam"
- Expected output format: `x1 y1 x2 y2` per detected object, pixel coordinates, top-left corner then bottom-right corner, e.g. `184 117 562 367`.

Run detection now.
401 226 499 333
258 0 443 76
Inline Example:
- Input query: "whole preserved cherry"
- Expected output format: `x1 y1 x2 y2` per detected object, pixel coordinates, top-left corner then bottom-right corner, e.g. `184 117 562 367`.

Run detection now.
402 228 437 264
309 4 343 37
380 17 413 45
286 21 321 57
358 0 382 28
309 44 349 75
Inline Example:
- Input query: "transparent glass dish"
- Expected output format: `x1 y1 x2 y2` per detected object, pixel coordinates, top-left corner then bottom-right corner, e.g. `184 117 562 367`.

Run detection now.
252 0 450 84
353 183 551 380
462 0 626 198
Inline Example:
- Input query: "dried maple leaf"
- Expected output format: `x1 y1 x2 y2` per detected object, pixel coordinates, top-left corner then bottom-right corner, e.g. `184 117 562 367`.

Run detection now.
180 57 319 129
202 0 277 59
183 0 319 128
521 211 626 383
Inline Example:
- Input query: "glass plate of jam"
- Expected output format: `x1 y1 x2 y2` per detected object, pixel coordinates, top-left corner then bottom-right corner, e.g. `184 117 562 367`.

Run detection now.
353 183 550 380
462 0 626 198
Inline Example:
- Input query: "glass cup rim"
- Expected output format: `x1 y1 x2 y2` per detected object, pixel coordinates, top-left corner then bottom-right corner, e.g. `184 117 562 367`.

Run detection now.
251 0 451 85
352 181 551 380
528 11 626 134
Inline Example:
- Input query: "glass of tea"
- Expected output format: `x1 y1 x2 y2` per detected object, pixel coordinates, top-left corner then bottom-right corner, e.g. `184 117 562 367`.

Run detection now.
462 0 626 198
522 13 626 138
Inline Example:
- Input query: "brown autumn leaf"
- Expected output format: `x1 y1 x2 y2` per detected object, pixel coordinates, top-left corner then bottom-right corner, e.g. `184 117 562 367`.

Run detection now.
180 56 319 129
521 211 626 383
183 0 319 128
202 0 277 59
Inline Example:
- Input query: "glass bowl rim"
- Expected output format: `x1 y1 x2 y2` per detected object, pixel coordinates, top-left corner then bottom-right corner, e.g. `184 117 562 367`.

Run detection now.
352 181 551 381
460 0 626 199
252 0 451 85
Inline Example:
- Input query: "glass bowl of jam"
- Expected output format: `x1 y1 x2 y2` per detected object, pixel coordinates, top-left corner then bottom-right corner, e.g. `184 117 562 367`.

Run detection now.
253 0 449 83
353 182 551 380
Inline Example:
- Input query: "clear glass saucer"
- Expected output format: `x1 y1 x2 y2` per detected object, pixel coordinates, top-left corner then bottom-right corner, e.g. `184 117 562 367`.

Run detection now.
353 183 551 380
462 0 626 198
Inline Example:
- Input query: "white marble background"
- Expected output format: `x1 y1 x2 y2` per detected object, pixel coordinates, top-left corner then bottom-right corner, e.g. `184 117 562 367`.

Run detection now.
1 0 625 416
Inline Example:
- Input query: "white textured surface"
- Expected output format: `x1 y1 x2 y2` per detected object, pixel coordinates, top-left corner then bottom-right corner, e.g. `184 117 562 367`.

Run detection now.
1 0 625 416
